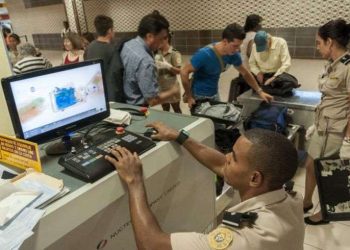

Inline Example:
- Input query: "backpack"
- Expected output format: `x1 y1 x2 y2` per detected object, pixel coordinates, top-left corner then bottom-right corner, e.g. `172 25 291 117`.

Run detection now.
261 72 300 97
244 103 289 134
106 38 131 103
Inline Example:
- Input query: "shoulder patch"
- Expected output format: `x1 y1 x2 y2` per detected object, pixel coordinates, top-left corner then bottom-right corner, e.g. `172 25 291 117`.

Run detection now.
172 48 178 52
340 54 350 65
208 227 234 250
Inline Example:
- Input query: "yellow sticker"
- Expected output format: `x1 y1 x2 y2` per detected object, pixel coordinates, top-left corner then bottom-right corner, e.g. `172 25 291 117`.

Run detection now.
0 134 42 172
208 227 233 250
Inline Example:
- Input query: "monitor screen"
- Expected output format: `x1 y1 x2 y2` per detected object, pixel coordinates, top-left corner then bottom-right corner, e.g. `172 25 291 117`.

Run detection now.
1 60 110 144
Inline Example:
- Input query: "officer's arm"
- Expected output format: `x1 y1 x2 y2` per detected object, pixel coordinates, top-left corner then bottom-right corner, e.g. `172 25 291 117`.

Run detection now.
345 94 350 137
147 87 179 106
182 137 226 176
148 121 226 176
128 180 172 250
106 149 172 250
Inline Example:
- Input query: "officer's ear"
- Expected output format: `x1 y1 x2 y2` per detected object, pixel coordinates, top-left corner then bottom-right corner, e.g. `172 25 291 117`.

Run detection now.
326 38 333 48
249 171 264 187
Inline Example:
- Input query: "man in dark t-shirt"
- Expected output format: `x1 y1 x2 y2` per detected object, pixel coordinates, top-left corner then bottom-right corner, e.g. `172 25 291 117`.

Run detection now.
85 15 118 101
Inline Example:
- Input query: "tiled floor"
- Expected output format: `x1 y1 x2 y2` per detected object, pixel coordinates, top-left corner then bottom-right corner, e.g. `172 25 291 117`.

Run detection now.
41 50 350 250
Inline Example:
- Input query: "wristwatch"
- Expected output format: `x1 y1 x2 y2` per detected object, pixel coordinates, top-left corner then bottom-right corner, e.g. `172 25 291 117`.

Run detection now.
175 129 190 145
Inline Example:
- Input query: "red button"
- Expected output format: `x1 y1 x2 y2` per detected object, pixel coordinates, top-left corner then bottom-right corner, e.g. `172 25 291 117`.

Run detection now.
140 107 148 113
116 127 125 134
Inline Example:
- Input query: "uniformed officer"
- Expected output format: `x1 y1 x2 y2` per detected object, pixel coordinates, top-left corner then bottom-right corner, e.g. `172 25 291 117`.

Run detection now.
303 18 350 225
106 124 304 250
155 31 182 113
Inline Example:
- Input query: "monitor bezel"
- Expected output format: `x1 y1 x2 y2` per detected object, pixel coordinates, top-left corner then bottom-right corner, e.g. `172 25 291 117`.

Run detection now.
1 59 110 144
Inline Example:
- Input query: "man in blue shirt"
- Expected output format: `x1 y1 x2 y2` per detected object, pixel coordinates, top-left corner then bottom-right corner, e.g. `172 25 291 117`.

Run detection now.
121 11 179 106
181 23 273 108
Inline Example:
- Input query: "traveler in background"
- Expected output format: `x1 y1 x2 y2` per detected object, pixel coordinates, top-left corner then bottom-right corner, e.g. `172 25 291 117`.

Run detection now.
62 32 84 65
106 124 304 250
121 11 179 106
60 21 71 38
303 19 350 225
7 33 22 66
155 31 182 113
228 14 263 101
13 43 52 75
241 14 263 71
85 15 118 102
249 31 291 86
181 23 273 109
81 32 95 50
1 26 11 48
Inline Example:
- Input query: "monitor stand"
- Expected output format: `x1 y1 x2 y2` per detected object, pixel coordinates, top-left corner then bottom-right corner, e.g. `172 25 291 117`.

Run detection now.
45 135 83 156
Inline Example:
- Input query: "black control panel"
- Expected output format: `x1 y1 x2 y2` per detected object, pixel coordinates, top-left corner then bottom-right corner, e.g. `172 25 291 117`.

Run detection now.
58 130 156 182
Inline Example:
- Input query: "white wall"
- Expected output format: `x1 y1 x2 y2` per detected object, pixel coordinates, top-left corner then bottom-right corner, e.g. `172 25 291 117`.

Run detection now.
83 0 350 32
6 0 66 44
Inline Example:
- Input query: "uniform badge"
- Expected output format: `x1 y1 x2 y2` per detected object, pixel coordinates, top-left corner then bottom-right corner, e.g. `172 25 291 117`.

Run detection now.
340 54 350 65
176 57 182 65
208 227 233 249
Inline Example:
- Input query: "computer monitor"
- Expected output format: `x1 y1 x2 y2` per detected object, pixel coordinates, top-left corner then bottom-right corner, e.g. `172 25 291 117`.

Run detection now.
1 60 110 154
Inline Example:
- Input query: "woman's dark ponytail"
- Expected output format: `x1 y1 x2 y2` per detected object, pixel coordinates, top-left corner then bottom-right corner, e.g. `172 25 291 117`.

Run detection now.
318 19 350 48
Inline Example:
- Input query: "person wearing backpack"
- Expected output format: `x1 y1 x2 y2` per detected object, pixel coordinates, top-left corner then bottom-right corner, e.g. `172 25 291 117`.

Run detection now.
180 23 273 109
120 11 179 106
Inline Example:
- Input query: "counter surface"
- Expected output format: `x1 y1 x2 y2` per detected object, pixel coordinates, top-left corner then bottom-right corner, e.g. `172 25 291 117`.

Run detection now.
22 104 217 250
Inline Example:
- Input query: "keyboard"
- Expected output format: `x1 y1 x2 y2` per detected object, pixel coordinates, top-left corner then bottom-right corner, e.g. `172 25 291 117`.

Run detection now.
58 130 156 182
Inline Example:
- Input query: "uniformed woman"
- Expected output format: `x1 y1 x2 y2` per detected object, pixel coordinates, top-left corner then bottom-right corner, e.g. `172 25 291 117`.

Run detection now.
155 31 183 113
304 19 350 225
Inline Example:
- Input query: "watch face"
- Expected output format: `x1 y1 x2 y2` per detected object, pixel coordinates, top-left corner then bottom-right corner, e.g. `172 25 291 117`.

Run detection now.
176 130 189 144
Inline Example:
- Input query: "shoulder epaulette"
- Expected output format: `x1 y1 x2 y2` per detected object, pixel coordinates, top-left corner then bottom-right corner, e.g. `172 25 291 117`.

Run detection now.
340 54 350 65
172 48 178 52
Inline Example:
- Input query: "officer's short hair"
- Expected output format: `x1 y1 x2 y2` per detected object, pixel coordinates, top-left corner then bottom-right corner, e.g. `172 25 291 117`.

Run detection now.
94 15 113 37
222 23 246 42
138 10 169 38
244 129 298 190
318 18 350 49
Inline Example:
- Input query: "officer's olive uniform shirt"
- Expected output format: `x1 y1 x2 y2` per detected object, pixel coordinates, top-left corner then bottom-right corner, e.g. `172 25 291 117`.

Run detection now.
171 189 304 250
249 37 291 77
155 46 182 91
314 53 350 133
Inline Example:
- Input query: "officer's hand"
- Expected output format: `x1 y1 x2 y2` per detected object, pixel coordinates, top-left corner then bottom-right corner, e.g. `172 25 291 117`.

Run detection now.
305 125 316 141
340 140 350 160
257 72 264 84
105 147 143 185
146 121 179 141
156 60 172 70
258 91 273 103
264 76 276 86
